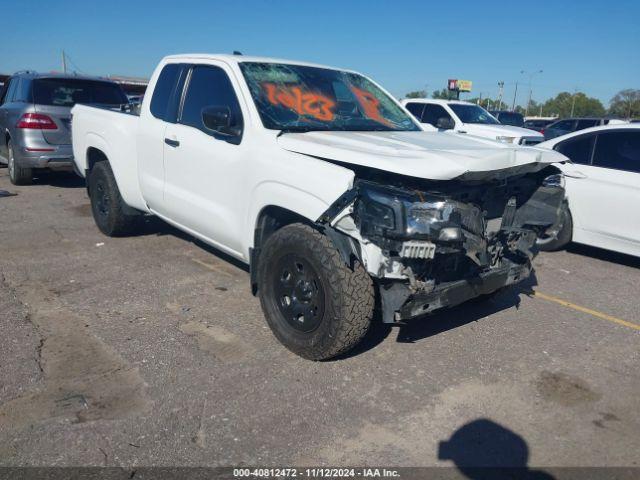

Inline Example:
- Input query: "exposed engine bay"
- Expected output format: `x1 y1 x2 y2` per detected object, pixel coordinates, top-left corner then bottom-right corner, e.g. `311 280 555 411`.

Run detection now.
318 164 566 323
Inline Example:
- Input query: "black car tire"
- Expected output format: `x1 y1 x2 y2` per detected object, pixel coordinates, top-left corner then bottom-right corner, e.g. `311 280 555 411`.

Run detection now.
7 140 33 185
537 204 573 251
257 223 374 360
88 161 141 236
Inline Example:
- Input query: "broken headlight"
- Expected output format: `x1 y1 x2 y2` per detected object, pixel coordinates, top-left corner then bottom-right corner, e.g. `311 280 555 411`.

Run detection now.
356 182 484 242
407 201 483 239
356 185 406 236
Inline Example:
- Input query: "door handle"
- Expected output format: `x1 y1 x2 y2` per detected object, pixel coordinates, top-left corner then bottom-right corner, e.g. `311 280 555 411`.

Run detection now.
164 138 180 147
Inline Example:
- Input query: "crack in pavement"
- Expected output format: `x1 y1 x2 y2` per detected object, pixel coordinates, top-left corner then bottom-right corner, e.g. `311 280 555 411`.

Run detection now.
0 278 152 432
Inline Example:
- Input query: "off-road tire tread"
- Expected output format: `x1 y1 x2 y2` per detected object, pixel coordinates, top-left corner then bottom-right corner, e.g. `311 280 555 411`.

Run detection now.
89 161 141 237
258 223 374 360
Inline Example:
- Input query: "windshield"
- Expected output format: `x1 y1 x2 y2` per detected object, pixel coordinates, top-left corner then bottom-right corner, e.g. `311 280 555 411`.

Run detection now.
33 78 128 107
449 104 500 125
239 62 419 132
496 112 524 127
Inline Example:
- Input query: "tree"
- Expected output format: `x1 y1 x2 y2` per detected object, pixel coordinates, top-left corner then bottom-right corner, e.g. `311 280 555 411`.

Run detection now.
405 90 427 99
541 92 605 118
431 88 452 100
609 89 640 119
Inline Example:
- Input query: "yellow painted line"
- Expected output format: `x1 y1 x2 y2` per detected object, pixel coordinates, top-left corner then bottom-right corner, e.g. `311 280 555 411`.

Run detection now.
533 291 640 332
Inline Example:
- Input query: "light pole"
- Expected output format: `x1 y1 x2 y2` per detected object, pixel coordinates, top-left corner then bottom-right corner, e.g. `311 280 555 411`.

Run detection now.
523 69 543 116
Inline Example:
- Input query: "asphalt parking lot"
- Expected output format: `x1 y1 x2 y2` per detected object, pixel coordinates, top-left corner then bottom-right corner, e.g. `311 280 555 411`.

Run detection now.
1 168 639 470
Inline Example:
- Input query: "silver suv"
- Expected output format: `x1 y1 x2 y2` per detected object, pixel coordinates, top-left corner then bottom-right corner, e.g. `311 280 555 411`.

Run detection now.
0 72 128 185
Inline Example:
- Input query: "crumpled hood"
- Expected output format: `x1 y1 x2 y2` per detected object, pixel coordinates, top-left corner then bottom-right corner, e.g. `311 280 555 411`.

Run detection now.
461 123 543 139
277 130 565 181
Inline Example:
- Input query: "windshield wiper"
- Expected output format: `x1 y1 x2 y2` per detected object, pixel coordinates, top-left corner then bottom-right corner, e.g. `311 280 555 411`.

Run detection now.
277 126 329 137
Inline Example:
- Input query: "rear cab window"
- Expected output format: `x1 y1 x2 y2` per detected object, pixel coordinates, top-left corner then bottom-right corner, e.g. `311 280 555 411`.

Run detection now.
33 78 128 107
150 63 188 122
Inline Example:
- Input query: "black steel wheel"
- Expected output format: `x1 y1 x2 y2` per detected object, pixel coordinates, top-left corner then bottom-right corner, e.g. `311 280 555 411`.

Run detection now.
257 223 374 360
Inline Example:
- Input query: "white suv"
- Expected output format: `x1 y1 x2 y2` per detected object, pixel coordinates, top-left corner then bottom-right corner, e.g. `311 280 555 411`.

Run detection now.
401 99 543 146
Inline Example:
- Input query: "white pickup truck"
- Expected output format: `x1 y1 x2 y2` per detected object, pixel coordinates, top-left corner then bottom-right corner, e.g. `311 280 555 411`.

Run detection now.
401 99 544 146
72 54 567 360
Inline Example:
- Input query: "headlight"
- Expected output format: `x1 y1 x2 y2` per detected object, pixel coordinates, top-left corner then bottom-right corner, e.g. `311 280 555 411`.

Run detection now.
356 185 405 236
355 181 484 242
360 198 395 229
496 136 516 143
542 173 565 189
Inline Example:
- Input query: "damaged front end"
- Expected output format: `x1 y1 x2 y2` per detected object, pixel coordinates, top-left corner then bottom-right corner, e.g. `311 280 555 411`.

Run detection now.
318 165 566 323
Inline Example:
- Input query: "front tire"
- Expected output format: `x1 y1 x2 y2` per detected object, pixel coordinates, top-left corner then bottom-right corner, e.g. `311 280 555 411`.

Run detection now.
7 140 33 185
537 203 572 251
88 161 141 236
257 223 374 360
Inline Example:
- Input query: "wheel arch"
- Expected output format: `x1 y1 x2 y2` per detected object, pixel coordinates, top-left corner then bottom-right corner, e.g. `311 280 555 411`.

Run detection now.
249 204 318 295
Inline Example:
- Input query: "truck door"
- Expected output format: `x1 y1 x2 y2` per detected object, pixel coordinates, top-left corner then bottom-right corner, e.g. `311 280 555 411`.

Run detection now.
161 63 247 257
138 63 188 210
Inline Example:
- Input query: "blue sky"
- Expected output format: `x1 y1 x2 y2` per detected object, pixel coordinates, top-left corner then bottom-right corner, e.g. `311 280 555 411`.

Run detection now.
1 0 638 106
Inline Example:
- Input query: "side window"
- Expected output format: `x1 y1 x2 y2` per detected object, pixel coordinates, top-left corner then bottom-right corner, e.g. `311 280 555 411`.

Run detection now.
592 131 640 173
0 81 8 105
555 135 595 165
150 64 185 121
15 79 31 103
552 120 574 131
405 102 425 120
180 65 243 136
422 104 453 127
2 78 18 104
576 119 598 130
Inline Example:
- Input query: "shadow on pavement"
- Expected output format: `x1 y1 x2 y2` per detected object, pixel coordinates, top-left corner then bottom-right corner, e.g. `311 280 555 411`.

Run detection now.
438 418 554 479
566 243 640 269
32 171 86 188
144 216 250 273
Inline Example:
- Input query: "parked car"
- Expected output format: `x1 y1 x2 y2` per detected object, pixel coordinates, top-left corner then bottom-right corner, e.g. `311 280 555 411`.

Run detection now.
536 124 640 257
489 110 525 127
402 99 543 145
524 118 557 132
543 117 628 140
71 54 566 360
0 72 129 185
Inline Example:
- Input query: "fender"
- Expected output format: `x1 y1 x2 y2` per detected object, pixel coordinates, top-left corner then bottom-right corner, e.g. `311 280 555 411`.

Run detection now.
83 133 149 213
245 179 352 257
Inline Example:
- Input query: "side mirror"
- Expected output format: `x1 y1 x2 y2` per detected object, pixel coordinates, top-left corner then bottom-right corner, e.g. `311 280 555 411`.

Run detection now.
202 106 242 137
436 117 455 130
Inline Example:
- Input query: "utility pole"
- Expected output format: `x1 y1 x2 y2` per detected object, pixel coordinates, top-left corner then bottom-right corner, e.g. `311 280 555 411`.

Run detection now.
570 87 578 117
524 69 543 117
497 81 504 110
511 81 519 111
62 50 67 73
478 92 482 105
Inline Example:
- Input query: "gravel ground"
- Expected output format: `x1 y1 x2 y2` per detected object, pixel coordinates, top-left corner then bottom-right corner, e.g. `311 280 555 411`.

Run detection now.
0 168 639 471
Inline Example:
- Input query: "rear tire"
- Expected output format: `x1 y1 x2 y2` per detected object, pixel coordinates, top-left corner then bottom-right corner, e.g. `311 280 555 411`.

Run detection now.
537 203 572 251
7 140 33 185
88 161 141 236
257 223 374 360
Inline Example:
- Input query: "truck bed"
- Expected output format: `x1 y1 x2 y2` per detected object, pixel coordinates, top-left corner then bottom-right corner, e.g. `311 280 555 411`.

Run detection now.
71 103 147 211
